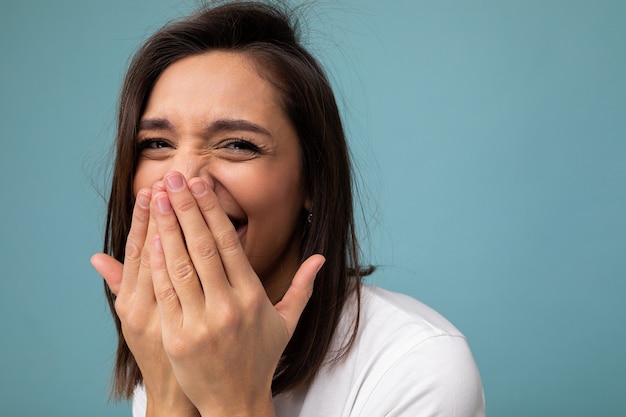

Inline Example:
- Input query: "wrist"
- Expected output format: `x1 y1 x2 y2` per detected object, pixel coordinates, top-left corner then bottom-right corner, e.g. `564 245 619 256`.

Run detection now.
145 382 200 417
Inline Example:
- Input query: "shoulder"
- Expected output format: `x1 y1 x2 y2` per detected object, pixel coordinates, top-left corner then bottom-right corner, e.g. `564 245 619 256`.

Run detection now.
350 285 470 362
278 285 485 417
355 285 485 415
359 284 465 338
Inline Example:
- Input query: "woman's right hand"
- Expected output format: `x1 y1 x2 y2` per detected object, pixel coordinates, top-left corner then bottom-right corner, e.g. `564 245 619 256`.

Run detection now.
91 189 199 417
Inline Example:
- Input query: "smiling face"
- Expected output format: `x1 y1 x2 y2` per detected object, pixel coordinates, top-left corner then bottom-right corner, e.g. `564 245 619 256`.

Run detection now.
133 51 309 301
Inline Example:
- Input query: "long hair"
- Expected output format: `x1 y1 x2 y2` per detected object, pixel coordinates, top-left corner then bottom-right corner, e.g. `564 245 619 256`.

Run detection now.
103 0 371 399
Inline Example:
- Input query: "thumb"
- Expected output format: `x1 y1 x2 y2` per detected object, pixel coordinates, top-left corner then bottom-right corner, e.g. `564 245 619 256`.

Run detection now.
90 253 123 295
275 254 325 338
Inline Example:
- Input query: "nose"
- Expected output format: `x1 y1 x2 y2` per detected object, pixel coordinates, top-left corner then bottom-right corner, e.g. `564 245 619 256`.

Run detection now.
169 152 214 186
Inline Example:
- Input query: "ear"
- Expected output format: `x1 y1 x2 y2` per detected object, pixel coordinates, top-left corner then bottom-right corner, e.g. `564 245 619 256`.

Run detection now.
304 195 312 212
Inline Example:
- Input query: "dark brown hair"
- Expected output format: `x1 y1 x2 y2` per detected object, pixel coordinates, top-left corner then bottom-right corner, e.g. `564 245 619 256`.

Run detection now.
103 0 371 399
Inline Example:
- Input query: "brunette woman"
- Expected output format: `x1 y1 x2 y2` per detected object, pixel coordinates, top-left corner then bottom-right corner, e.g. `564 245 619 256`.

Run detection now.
91 2 485 416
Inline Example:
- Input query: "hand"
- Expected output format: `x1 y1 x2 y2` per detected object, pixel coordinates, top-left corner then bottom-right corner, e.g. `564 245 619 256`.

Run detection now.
91 189 199 417
149 172 324 417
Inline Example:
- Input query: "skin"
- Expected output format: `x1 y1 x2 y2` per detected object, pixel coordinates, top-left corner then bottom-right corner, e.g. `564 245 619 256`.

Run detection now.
91 51 325 417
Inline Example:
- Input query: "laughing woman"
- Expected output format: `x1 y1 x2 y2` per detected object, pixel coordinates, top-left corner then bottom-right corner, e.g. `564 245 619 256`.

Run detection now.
90 2 485 416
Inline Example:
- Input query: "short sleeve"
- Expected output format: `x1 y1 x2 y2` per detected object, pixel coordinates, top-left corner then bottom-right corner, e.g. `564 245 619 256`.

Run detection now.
354 335 485 417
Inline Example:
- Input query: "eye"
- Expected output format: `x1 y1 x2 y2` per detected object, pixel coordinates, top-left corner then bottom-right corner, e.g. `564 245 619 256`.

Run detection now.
223 139 261 153
137 138 172 151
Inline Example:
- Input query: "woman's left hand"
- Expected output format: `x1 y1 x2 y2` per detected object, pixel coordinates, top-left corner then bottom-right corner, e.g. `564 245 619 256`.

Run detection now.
149 172 324 417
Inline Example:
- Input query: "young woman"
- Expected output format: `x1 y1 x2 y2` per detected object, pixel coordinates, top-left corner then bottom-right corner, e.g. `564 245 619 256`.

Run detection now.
91 2 485 416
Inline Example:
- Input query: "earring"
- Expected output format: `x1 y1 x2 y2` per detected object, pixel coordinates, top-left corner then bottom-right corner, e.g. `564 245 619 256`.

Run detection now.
307 212 313 223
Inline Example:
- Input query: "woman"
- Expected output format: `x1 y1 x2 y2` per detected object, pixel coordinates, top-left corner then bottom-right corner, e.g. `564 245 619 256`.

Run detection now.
91 2 485 416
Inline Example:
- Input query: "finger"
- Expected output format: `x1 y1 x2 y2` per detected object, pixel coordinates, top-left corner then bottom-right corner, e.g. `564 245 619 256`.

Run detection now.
134 202 159 304
188 177 256 289
118 189 152 295
150 234 183 326
90 253 123 295
162 172 229 294
152 183 207 313
274 255 325 338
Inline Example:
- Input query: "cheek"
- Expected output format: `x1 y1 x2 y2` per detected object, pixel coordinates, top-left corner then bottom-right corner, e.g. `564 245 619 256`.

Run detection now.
133 161 165 196
238 173 306 274
244 168 304 226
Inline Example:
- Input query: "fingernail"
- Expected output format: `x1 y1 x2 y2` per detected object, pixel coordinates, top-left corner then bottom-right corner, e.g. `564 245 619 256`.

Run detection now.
153 234 162 251
156 194 172 213
136 192 150 209
166 173 184 191
189 180 207 196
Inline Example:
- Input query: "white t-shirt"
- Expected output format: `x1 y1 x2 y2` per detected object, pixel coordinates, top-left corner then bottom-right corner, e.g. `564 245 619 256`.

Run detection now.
132 285 485 416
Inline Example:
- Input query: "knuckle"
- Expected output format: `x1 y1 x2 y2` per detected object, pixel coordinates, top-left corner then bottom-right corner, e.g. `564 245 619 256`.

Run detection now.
118 309 145 334
300 283 314 302
215 229 240 254
124 317 143 334
159 218 180 234
198 196 221 214
175 196 197 213
140 246 151 269
151 253 166 270
164 334 187 358
194 238 218 260
198 197 221 215
164 331 204 359
155 284 177 303
124 239 142 261
242 290 265 312
218 303 243 331
114 298 128 318
170 258 195 282
132 203 149 223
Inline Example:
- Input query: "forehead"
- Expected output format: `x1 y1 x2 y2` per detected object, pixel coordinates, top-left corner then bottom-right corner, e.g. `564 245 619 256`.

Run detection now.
143 51 282 119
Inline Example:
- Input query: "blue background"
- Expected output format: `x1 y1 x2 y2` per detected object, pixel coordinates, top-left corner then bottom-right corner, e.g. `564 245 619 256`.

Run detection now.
1 1 624 416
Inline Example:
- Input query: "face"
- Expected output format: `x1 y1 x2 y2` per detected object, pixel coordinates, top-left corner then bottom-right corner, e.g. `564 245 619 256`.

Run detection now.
133 51 309 301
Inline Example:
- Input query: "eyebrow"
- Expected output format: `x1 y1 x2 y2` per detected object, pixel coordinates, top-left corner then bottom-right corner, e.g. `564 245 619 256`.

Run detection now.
138 118 174 131
208 119 271 136
138 118 271 137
